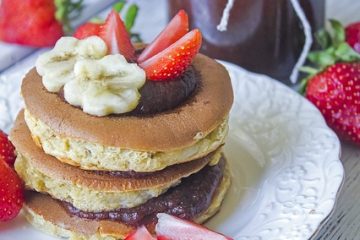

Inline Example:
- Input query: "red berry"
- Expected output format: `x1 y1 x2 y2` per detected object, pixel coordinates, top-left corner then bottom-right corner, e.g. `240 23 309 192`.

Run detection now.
155 213 233 240
0 160 24 221
138 10 189 63
346 22 360 53
306 62 360 144
99 10 135 60
73 22 102 40
125 226 156 240
139 29 202 81
0 0 63 47
0 131 16 166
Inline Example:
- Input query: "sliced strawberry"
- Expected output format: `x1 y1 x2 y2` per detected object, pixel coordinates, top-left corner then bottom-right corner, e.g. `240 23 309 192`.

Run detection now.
74 22 102 39
0 131 16 166
0 160 24 221
139 29 202 81
155 213 233 240
99 10 135 60
125 226 156 240
137 10 189 63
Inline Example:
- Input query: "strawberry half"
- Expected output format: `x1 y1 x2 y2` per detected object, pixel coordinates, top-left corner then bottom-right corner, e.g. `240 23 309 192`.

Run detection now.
0 160 24 221
73 22 102 40
99 10 135 60
0 131 16 166
139 29 202 81
155 213 233 240
137 10 189 63
125 226 156 240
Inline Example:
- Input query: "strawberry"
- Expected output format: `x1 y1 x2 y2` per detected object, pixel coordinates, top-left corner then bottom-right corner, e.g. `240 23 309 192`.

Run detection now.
155 213 233 240
99 10 135 60
125 226 156 240
0 160 24 221
346 22 360 54
73 22 102 40
139 29 202 81
0 0 64 47
301 20 360 145
0 131 16 166
305 62 360 144
137 10 189 63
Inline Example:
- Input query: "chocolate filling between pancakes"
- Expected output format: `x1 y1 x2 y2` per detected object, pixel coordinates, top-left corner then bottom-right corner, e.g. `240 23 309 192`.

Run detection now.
61 158 225 226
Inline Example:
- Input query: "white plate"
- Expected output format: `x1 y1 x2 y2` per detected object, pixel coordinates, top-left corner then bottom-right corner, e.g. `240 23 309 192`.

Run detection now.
0 62 344 240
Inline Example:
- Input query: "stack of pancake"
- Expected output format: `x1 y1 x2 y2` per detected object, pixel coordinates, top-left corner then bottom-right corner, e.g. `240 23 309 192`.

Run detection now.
10 54 233 239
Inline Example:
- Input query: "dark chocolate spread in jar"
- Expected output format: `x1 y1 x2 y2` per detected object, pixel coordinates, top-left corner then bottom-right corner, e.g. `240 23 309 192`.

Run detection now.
62 158 225 226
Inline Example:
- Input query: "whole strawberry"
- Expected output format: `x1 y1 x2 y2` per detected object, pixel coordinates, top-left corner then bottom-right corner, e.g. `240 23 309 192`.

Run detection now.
0 160 24 221
0 0 63 47
306 62 360 144
302 20 360 145
0 0 83 47
0 131 16 166
346 22 360 54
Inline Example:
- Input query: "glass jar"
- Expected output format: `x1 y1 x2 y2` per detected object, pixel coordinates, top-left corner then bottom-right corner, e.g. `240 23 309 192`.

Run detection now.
168 0 325 84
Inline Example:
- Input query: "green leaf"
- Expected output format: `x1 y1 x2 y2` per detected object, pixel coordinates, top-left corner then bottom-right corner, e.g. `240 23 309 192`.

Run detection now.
55 0 84 35
329 19 345 46
335 42 360 62
113 0 126 13
299 66 318 75
125 4 139 32
315 29 332 49
308 50 336 68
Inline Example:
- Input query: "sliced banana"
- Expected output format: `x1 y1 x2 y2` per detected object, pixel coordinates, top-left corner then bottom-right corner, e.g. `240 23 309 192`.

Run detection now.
64 54 146 116
36 37 146 116
36 36 108 92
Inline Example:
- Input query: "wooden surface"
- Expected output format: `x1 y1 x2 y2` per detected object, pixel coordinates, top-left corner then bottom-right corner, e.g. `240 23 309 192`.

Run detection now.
311 0 360 239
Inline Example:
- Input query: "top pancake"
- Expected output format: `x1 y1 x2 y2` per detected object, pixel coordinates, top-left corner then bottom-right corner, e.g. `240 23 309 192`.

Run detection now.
21 54 233 151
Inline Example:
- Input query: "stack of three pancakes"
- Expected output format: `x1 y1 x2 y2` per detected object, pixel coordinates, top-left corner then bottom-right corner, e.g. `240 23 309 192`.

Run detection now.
9 54 233 239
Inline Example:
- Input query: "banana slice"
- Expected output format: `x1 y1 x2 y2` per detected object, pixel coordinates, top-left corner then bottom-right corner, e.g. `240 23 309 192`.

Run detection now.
64 54 146 116
36 36 108 92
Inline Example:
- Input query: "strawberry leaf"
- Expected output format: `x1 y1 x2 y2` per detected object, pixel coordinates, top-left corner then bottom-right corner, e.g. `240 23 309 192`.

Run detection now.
334 42 360 61
125 4 139 32
113 0 126 13
329 19 345 46
55 0 84 34
315 29 332 49
308 51 335 67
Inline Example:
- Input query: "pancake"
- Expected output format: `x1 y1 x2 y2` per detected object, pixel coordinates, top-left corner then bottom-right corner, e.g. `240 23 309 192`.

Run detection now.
21 54 233 172
22 162 231 240
24 109 228 172
11 111 221 211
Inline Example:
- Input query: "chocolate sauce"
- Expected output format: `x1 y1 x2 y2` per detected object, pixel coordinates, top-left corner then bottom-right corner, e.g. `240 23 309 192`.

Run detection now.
63 158 225 226
93 150 213 179
133 66 199 115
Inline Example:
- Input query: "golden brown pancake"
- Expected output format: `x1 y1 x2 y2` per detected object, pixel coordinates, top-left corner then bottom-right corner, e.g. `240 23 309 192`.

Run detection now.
21 54 233 152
